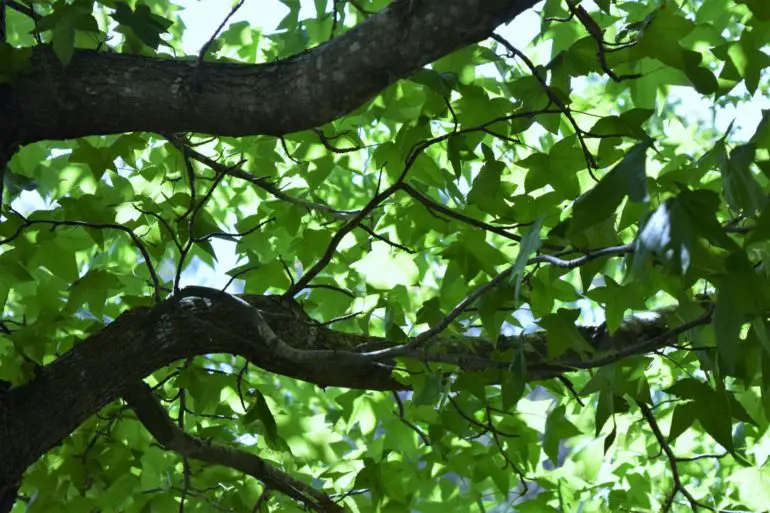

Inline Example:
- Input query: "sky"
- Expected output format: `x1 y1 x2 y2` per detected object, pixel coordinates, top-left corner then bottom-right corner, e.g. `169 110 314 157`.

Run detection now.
175 0 544 53
176 0 296 49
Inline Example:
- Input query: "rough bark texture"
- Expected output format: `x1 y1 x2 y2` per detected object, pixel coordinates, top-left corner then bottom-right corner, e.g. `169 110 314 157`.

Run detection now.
1 0 538 150
0 291 684 492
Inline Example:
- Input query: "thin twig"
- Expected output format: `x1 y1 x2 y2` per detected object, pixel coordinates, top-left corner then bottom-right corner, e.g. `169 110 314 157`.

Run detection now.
392 392 431 445
2 210 162 303
197 0 246 64
637 401 713 512
491 33 598 178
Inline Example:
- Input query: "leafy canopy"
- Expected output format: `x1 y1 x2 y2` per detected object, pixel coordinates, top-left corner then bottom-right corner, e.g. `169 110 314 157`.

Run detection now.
3 0 770 512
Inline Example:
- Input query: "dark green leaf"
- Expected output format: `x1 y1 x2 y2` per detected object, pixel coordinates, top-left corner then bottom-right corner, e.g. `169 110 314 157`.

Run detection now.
543 405 581 463
570 141 650 235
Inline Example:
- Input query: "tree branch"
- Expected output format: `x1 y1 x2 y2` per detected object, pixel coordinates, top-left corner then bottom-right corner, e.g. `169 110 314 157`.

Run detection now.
0 286 709 486
124 382 343 513
1 0 539 147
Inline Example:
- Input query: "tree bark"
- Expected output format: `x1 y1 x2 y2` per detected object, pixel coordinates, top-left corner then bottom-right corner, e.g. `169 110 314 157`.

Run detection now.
1 0 538 150
0 289 694 494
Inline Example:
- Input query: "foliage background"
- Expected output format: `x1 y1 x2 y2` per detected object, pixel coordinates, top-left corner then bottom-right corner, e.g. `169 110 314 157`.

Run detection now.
3 0 770 511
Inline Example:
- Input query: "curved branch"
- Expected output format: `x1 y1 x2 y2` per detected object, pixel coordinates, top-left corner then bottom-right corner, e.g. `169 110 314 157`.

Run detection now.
0 213 163 302
0 285 709 489
124 382 343 513
637 401 713 512
1 0 539 147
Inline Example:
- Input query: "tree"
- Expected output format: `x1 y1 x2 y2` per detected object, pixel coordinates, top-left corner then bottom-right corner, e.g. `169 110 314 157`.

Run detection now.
1 0 770 510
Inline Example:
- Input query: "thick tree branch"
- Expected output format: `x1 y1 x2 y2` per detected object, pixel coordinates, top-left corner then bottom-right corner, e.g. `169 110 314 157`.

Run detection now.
1 0 539 148
0 286 704 488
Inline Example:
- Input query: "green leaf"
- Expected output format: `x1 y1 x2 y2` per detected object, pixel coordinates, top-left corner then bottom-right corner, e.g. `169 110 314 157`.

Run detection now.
508 217 542 303
440 231 507 281
668 402 696 442
5 1 770 509
38 1 99 66
635 190 735 275
594 388 615 437
51 12 76 66
477 286 512 345
749 110 770 150
69 140 116 180
586 277 646 333
666 379 752 454
721 143 765 214
67 269 122 317
111 1 173 50
633 7 717 94
735 0 770 20
569 141 650 235
245 390 289 452
763 352 770 414
539 308 593 358
467 156 508 216
543 405 581 463
712 252 770 372
501 354 527 410
604 424 617 454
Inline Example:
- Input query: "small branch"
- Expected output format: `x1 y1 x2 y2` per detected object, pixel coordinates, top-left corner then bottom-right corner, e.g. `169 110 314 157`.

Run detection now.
531 243 633 268
401 183 521 243
491 33 598 176
312 128 365 154
198 0 246 63
252 487 271 512
0 154 6 221
554 306 714 371
447 395 519 438
177 358 193 513
487 408 529 497
400 182 564 251
174 156 232 292
677 452 728 463
567 1 642 83
637 401 713 512
6 0 39 21
358 223 415 253
196 217 274 243
1 211 162 303
168 137 355 220
223 264 261 291
1 1 6 43
285 119 470 295
135 206 183 251
392 392 431 445
364 242 636 357
347 0 376 15
175 140 198 222
320 311 362 326
304 283 355 298
556 375 584 406
123 382 344 513
286 182 398 295
330 0 341 39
